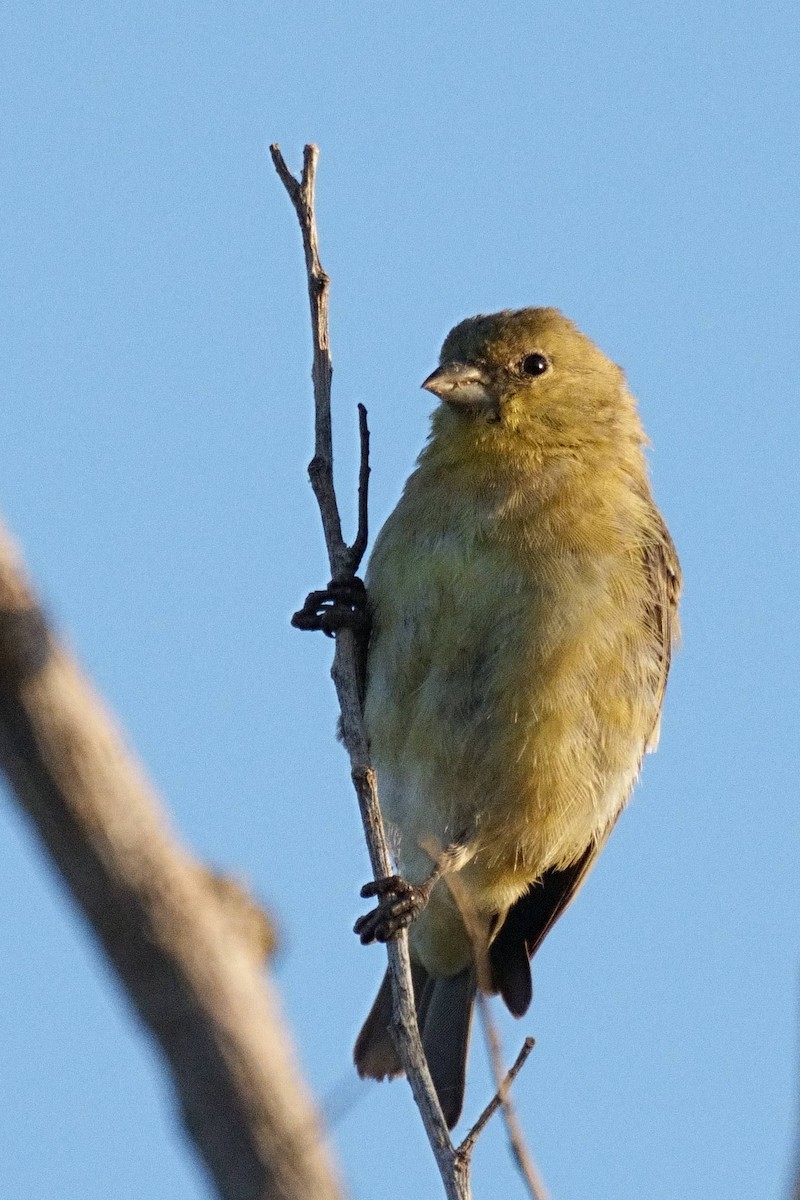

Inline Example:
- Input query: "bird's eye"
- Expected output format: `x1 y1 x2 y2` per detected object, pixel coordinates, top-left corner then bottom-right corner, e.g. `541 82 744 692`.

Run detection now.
520 353 549 377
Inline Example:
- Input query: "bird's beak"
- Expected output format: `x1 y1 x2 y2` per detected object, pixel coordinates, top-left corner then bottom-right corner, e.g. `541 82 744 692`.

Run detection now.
421 362 494 411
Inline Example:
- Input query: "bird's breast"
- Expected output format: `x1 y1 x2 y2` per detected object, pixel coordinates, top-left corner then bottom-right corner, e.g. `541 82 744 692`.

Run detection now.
364 480 660 907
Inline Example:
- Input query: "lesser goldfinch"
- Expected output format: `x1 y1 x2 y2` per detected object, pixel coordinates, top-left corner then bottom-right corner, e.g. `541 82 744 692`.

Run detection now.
352 307 680 1127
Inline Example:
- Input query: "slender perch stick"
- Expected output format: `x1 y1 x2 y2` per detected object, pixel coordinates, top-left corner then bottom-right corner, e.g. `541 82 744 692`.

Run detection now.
270 143 472 1200
477 994 551 1200
445 862 549 1194
457 1037 535 1161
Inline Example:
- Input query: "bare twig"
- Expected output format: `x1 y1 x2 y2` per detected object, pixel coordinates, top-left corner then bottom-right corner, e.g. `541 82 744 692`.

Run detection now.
444 865 550 1200
457 1037 535 1161
270 145 346 574
477 994 551 1200
352 403 370 568
789 975 800 1200
271 143 471 1200
0 527 343 1200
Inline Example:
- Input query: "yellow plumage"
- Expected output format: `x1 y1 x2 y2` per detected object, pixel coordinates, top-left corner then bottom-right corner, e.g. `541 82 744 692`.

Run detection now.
355 308 680 1124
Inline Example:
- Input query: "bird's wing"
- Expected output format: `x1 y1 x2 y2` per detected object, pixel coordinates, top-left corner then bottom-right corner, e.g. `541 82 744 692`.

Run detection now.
643 514 682 748
488 821 619 1016
490 515 681 1017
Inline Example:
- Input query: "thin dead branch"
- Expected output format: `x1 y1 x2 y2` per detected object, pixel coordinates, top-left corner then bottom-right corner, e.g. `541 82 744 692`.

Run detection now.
444 865 550 1199
0 524 344 1200
477 993 551 1200
271 142 472 1200
458 1037 536 1161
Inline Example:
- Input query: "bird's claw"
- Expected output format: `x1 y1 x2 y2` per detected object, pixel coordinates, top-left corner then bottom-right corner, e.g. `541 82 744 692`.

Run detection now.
354 874 433 944
291 578 369 638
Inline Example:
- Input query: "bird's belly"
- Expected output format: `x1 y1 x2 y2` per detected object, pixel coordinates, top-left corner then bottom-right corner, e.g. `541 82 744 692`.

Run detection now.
365 542 658 915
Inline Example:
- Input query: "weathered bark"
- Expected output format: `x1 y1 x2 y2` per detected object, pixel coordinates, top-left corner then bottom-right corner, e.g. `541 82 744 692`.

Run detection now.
0 523 343 1200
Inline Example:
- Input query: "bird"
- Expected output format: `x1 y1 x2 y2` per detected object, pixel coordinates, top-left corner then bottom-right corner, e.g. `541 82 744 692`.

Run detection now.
350 307 681 1129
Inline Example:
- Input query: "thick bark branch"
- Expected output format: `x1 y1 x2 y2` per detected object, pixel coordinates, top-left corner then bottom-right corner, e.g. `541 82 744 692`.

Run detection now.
0 525 343 1200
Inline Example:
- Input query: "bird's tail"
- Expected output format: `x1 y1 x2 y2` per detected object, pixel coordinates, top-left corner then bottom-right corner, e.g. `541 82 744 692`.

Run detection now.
354 961 476 1129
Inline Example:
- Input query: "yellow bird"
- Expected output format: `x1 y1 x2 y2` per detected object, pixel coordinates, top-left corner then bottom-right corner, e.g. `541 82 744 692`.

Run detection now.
352 307 681 1127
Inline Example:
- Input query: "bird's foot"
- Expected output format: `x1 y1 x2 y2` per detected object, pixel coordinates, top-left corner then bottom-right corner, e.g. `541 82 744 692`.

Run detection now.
354 873 438 944
291 577 369 638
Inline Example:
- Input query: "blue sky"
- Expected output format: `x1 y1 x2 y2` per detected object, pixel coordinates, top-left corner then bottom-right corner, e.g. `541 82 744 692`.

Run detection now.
1 2 799 1198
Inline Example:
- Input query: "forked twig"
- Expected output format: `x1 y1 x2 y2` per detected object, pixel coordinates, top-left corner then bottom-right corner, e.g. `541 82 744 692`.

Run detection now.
443 864 551 1200
477 993 551 1200
271 143 471 1200
458 1037 535 1160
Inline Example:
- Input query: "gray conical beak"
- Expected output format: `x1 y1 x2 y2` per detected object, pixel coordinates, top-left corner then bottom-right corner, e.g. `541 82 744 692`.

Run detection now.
421 362 493 408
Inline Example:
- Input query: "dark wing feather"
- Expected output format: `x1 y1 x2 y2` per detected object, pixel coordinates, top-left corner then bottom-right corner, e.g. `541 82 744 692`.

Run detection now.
489 821 619 1016
490 515 681 1018
643 515 681 745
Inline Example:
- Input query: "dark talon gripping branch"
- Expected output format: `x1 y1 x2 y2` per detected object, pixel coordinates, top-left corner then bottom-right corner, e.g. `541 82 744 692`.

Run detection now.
291 577 370 638
354 873 438 944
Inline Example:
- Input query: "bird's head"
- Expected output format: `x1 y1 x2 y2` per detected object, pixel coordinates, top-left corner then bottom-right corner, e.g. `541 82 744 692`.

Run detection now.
422 308 640 454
